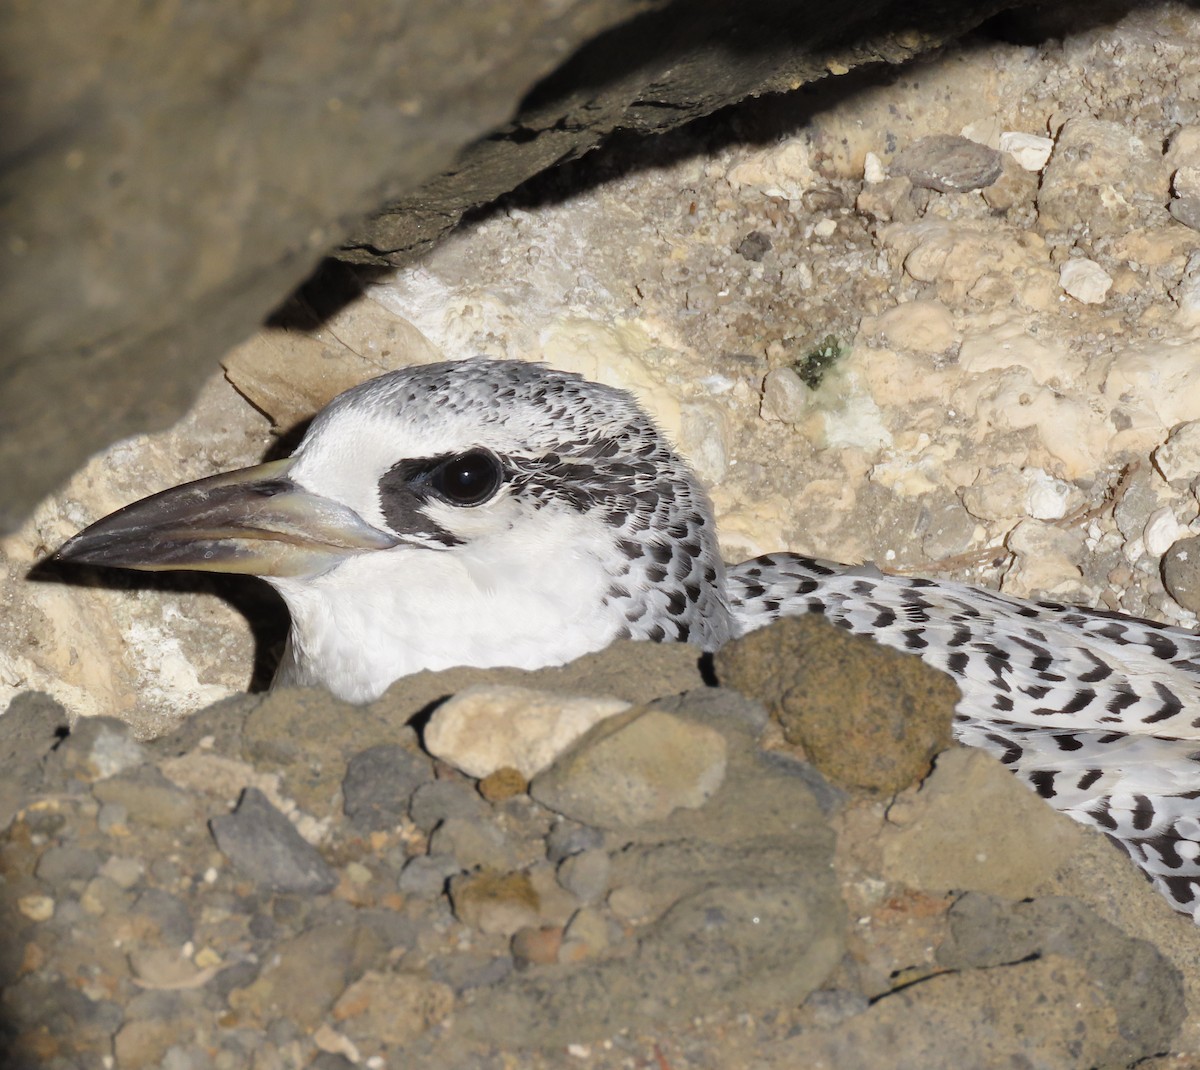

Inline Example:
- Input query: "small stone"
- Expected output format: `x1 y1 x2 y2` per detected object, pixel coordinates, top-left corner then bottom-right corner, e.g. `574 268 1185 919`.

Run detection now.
511 925 563 968
855 175 914 223
759 367 811 423
544 819 604 864
128 947 212 989
735 230 772 261
1169 197 1200 232
428 817 517 872
1173 166 1200 199
131 888 195 944
98 801 130 834
998 131 1054 171
409 778 490 834
863 151 886 183
92 767 197 830
530 708 728 828
1162 536 1200 613
1143 507 1189 557
17 894 54 921
397 854 459 898
478 767 528 802
1059 258 1112 304
1154 420 1200 484
716 615 958 794
556 848 610 904
34 844 100 884
558 906 611 963
812 218 837 238
449 870 541 935
891 135 1003 193
425 685 630 780
209 787 337 895
331 970 454 1047
342 744 434 831
114 1018 180 1070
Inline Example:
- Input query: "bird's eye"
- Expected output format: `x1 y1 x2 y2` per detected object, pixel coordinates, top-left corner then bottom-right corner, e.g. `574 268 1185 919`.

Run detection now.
428 449 503 506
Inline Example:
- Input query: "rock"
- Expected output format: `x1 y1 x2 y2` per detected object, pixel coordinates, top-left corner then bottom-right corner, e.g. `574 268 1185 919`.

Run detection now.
397 854 460 898
1037 117 1166 235
478 767 528 802
870 299 956 353
880 748 1090 900
91 767 198 831
544 820 605 864
1153 420 1200 485
715 615 958 795
559 906 612 962
209 787 337 895
759 366 811 423
891 135 1003 192
427 817 519 873
227 923 379 1031
408 778 491 834
1169 197 1200 232
511 925 563 968
331 970 455 1048
855 175 915 223
530 708 728 828
448 870 541 936
998 131 1054 171
1143 507 1190 558
1059 257 1113 304
556 848 611 905
1162 536 1200 613
424 684 630 780
342 743 434 831
736 230 773 261
34 844 100 884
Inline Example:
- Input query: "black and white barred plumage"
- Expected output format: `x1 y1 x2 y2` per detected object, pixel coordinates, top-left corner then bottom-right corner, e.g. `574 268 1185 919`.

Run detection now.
55 359 1200 919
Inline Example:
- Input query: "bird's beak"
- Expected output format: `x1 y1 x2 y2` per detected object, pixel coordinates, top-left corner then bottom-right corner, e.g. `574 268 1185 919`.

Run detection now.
51 458 397 578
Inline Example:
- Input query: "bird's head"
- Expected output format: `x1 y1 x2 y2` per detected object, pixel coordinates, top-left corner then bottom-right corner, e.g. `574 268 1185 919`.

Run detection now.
52 359 730 647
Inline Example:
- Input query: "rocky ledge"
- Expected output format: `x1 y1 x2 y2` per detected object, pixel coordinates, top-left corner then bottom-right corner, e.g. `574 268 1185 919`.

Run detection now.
0 618 1193 1069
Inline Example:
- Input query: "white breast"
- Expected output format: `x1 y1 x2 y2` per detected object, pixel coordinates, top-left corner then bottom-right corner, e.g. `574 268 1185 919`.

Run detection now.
270 508 628 703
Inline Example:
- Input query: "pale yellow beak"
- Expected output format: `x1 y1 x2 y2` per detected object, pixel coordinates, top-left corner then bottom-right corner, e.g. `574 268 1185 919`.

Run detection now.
52 459 397 578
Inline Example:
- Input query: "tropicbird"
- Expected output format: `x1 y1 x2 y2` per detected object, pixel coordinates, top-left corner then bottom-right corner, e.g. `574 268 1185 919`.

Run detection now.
54 358 1200 919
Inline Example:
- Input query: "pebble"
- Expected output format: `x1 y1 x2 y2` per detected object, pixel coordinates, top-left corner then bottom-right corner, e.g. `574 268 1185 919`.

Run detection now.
425 685 630 780
735 230 772 261
342 743 434 831
428 816 518 872
1162 536 1200 613
530 709 728 828
556 847 611 904
398 854 460 898
855 175 915 223
17 894 54 921
449 870 541 936
759 366 811 423
331 970 455 1048
891 135 1003 193
544 819 605 863
209 787 337 895
1143 507 1190 557
408 778 491 834
998 131 1054 171
716 615 957 794
1169 197 1200 232
1147 419 1200 482
558 906 611 962
1059 258 1112 304
511 925 563 968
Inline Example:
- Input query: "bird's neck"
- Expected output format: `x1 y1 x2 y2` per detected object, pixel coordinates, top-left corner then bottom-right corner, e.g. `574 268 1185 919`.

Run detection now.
269 511 642 703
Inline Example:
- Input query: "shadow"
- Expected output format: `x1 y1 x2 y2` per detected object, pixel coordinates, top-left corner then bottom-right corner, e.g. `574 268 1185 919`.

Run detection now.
29 552 291 695
266 257 393 333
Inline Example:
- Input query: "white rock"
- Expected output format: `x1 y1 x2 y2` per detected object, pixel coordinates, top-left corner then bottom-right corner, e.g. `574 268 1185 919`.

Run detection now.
1144 507 1190 557
863 151 886 183
998 131 1054 172
1153 420 1200 483
759 367 811 423
425 685 630 780
1024 469 1075 521
1173 166 1200 200
813 218 837 238
1059 258 1112 304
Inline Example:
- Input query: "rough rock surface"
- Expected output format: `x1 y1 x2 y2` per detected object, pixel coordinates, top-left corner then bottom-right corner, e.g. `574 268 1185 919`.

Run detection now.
0 636 1192 1068
0 0 1013 529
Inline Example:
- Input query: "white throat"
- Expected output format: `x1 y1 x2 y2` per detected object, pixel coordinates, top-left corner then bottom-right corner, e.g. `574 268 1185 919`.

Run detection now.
270 507 628 703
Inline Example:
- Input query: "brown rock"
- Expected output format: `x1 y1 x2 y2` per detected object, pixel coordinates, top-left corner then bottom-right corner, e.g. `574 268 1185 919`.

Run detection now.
479 767 529 802
715 615 958 794
332 970 454 1047
448 870 541 936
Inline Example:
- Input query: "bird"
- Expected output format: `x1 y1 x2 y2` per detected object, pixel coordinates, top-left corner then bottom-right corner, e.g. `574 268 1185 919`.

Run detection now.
53 357 1200 920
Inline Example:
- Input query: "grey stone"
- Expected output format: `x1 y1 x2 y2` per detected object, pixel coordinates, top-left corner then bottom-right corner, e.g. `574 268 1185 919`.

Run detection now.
130 888 195 946
398 855 460 899
428 817 518 873
209 787 337 895
408 779 490 834
91 766 197 830
544 819 605 864
429 951 516 993
34 845 101 884
891 135 1003 192
342 743 435 831
556 848 611 905
1162 535 1200 613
